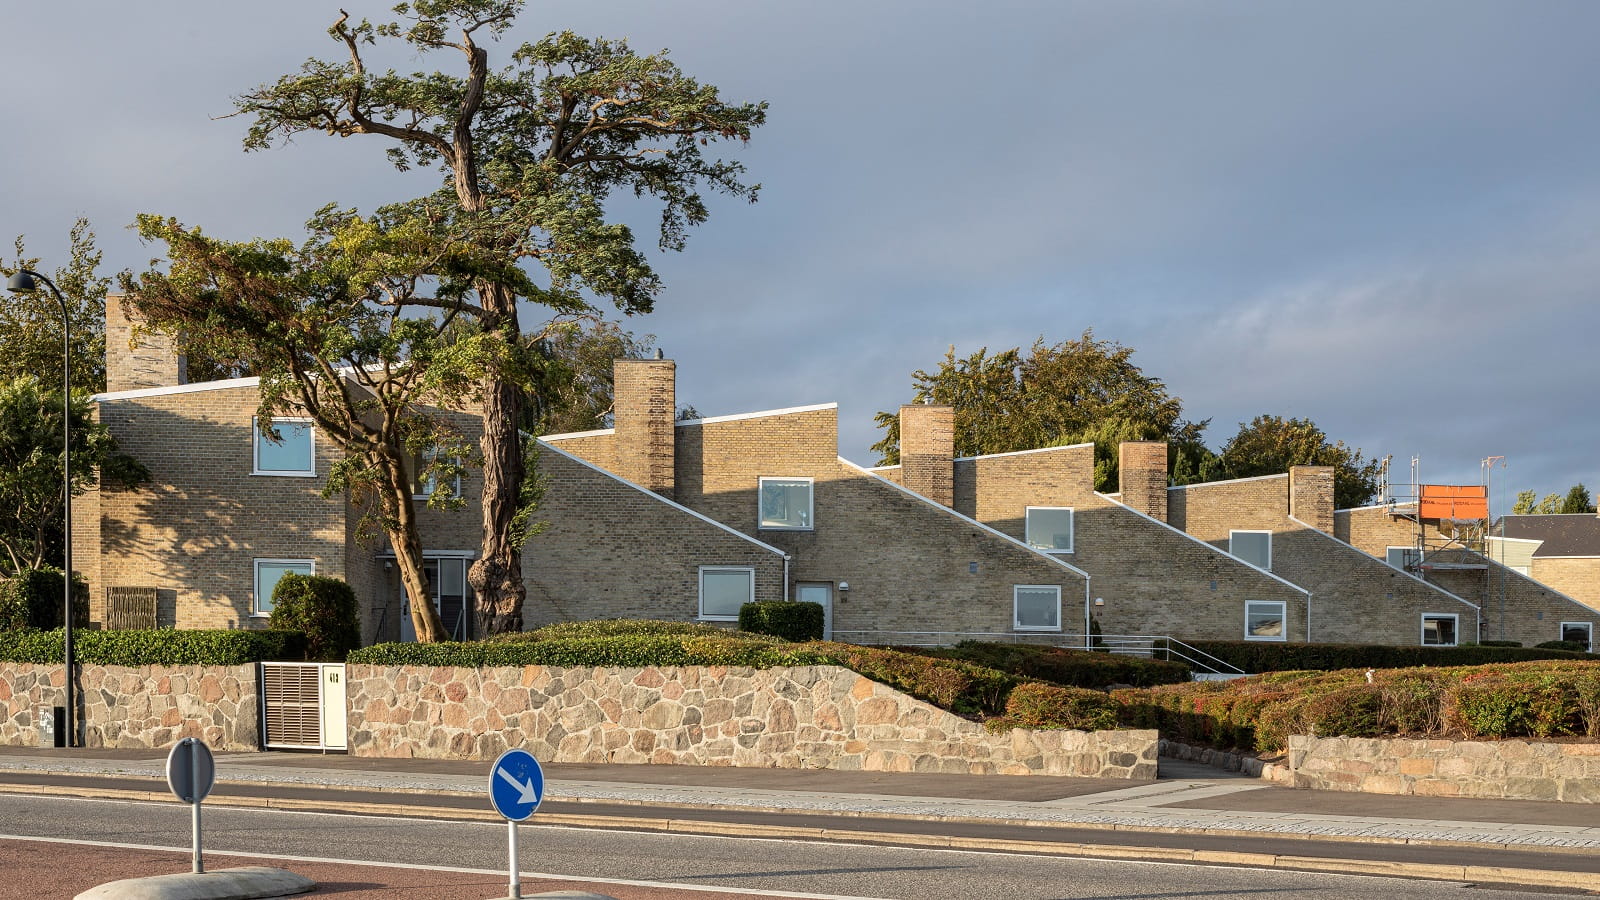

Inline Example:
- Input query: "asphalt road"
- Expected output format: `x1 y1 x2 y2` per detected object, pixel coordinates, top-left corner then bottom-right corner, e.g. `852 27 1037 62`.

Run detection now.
0 794 1584 900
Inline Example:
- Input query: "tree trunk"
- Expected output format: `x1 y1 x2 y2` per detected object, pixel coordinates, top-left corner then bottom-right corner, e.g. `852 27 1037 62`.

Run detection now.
380 454 446 643
469 280 528 635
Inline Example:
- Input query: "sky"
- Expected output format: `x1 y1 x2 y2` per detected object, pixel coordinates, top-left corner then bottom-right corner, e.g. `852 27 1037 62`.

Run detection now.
4 1 1597 511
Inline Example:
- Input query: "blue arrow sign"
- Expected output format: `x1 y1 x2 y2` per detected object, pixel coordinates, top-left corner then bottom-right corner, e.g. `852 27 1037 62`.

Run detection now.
489 748 544 821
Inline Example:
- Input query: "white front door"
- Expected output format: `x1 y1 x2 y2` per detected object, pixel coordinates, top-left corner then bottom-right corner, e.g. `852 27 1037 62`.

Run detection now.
796 583 833 640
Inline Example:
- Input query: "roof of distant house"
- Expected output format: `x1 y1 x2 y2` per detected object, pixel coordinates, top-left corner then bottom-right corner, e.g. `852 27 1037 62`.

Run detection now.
1498 514 1600 558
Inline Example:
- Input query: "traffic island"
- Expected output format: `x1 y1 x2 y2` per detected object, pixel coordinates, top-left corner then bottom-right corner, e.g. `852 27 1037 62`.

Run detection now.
73 865 314 900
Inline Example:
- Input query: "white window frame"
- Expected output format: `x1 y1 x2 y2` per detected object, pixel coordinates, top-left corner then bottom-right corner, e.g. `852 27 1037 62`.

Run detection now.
1560 621 1593 653
758 477 814 531
1230 530 1272 571
1024 507 1075 554
1421 613 1459 647
698 566 755 621
253 558 315 618
412 448 463 501
1244 600 1287 642
252 417 316 477
1013 585 1062 632
1385 546 1421 570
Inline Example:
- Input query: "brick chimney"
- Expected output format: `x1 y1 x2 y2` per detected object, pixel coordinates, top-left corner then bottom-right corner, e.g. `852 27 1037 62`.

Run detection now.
900 403 954 507
613 358 676 497
1119 441 1168 522
105 294 186 392
1289 465 1335 533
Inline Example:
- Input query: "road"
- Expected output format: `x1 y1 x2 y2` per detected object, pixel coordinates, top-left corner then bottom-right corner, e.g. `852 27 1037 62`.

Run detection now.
0 794 1582 900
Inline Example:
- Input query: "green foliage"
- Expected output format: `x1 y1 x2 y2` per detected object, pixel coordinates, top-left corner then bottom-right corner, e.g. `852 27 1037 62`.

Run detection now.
1214 415 1382 509
1182 639 1592 673
1473 640 1522 648
986 682 1121 732
1561 484 1593 514
1514 485 1593 515
267 573 360 661
1 219 109 393
0 628 306 665
0 568 88 631
498 618 753 641
1302 685 1385 738
1536 640 1590 653
871 334 1207 491
816 642 1019 715
352 632 832 669
738 601 824 642
903 641 1190 689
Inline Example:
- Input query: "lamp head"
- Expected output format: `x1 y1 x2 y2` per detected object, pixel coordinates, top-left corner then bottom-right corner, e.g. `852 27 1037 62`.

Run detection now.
7 272 39 293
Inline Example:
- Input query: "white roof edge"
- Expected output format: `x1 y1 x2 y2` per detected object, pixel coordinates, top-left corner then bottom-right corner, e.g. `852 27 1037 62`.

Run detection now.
866 464 901 472
92 376 262 402
1285 515 1480 610
537 439 788 558
541 427 615 442
839 456 1091 580
954 442 1094 463
1097 492 1311 597
1483 536 1544 545
676 402 837 427
1336 501 1418 513
1168 472 1287 491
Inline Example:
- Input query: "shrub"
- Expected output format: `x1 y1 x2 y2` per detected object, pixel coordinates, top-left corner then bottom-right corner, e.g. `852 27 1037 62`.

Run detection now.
1474 640 1522 648
905 641 1190 689
500 619 745 642
817 642 1018 715
0 628 306 665
739 601 824 642
352 632 834 670
1536 640 1589 653
0 568 88 631
987 682 1120 732
1303 685 1385 738
1185 640 1590 673
268 574 360 661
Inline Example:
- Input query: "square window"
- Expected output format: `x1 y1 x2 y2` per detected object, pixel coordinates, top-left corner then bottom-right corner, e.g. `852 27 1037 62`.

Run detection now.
412 448 463 500
699 566 754 620
1230 531 1272 570
1014 585 1061 631
1561 622 1593 653
1386 546 1421 570
1025 507 1074 553
253 417 315 476
254 559 314 617
1245 600 1286 641
1422 614 1458 646
759 478 813 530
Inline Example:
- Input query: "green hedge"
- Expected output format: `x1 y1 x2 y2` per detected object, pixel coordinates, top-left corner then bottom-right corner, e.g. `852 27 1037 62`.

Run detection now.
268 574 359 661
985 682 1121 732
352 633 835 669
902 641 1190 689
739 601 824 642
1181 640 1592 673
0 568 88 631
489 619 756 642
0 628 307 666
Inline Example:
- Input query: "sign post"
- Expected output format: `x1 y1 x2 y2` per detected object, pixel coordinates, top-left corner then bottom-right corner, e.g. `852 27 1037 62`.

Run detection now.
488 748 544 900
165 738 215 874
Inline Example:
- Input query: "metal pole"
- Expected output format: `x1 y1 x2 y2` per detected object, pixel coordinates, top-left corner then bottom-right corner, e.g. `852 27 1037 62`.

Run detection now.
507 819 520 899
190 739 203 874
60 278 73 749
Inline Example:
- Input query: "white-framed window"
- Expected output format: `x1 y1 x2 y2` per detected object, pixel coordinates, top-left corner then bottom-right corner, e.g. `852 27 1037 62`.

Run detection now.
1386 546 1421 570
699 566 755 621
254 558 314 617
1025 507 1074 553
758 477 813 531
1245 600 1287 641
253 417 315 476
412 448 463 501
1421 613 1458 647
1230 530 1272 570
1561 621 1593 653
1014 585 1062 631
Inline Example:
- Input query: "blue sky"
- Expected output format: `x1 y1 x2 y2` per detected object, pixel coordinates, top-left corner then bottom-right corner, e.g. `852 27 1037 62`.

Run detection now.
4 1 1596 510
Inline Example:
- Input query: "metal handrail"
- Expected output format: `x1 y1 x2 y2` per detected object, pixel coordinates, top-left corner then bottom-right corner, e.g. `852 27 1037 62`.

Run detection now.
828 630 1247 677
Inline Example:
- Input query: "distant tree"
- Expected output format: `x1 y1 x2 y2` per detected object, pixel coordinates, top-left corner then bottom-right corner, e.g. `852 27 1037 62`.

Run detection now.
1215 415 1382 509
1513 485 1591 515
1560 483 1592 514
0 376 147 576
526 321 695 435
872 333 1207 491
1 219 109 394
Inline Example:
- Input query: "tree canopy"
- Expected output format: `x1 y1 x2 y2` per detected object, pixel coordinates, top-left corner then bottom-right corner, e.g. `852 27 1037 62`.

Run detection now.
2 220 109 394
1213 415 1383 509
1512 484 1593 515
224 0 766 633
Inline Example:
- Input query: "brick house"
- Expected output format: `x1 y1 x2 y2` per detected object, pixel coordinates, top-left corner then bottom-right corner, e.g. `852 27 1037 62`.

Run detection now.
1488 514 1600 619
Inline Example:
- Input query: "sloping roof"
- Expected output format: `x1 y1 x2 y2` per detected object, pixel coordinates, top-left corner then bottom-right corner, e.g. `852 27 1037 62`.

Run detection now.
1499 514 1600 558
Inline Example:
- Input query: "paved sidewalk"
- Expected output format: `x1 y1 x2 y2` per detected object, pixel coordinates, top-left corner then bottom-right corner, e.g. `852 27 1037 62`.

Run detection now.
2 746 1596 854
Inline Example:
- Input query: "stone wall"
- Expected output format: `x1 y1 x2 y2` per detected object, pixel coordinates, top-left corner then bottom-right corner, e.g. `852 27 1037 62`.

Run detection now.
347 663 1158 778
1287 734 1600 803
0 662 259 750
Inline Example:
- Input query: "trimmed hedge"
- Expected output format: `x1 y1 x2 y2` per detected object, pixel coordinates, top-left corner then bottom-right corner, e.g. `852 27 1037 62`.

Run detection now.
739 601 824 642
352 633 835 669
0 568 89 631
495 619 747 642
0 628 307 666
268 574 359 661
901 641 1190 689
985 682 1121 732
1181 640 1592 673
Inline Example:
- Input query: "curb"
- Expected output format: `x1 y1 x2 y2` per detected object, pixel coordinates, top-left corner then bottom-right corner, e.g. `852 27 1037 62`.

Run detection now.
5 781 1596 891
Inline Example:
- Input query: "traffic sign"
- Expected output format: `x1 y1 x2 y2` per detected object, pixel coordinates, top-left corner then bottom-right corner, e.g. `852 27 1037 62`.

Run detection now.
166 738 215 804
489 748 544 821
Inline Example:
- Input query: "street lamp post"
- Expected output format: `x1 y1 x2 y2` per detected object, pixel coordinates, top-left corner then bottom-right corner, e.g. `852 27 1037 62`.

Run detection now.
7 269 76 748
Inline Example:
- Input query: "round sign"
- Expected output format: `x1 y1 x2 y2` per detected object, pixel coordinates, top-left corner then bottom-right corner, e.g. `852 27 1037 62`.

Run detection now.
488 748 544 821
165 738 215 804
